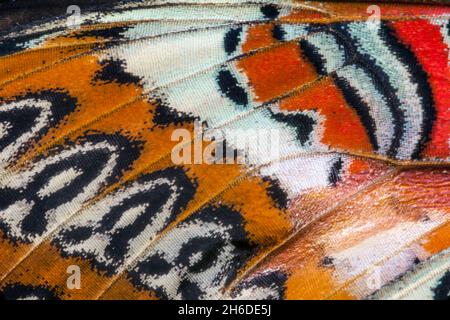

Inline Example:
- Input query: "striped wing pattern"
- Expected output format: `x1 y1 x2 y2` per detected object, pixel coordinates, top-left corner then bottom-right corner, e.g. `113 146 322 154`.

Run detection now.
0 1 449 300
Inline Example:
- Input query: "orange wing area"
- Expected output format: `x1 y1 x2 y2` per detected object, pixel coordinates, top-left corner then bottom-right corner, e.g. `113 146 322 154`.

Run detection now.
0 1 449 300
279 77 374 154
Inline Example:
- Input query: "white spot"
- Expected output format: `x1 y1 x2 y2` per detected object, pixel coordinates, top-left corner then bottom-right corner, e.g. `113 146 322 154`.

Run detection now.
37 167 83 198
0 122 11 139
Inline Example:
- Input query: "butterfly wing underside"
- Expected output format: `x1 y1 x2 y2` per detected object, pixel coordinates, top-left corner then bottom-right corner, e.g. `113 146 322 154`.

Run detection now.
0 0 449 300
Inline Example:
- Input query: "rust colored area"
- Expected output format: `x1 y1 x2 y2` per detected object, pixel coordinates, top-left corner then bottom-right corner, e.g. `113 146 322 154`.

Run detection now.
280 77 374 154
237 168 450 299
241 24 279 54
0 241 113 300
238 42 318 102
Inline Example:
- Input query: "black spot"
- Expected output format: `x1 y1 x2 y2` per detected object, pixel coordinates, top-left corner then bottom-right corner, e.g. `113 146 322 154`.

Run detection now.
321 256 335 267
224 26 243 55
261 4 280 19
0 90 78 162
262 176 288 210
152 99 198 127
217 69 249 107
232 270 288 300
207 137 242 164
0 105 41 148
0 30 60 57
72 25 129 39
60 226 93 245
299 38 328 75
92 58 142 86
133 253 172 277
433 271 450 300
272 24 285 41
269 110 316 146
0 283 60 300
178 279 203 300
0 37 29 56
178 237 224 274
328 157 343 186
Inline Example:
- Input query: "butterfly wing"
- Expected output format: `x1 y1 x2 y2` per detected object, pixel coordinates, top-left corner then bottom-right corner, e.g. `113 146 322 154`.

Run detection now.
0 1 448 300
